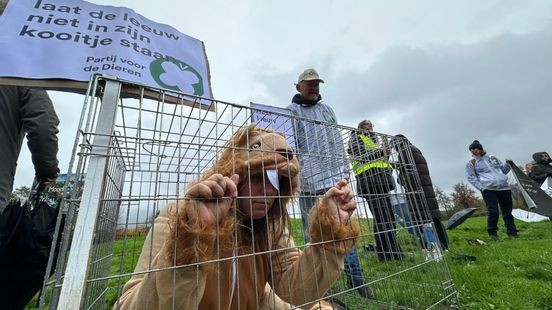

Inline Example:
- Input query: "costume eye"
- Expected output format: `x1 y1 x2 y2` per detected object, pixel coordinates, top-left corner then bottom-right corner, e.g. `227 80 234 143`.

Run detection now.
250 142 261 150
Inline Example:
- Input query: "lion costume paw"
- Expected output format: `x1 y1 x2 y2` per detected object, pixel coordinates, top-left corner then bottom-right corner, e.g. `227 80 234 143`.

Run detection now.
165 201 235 272
308 199 360 255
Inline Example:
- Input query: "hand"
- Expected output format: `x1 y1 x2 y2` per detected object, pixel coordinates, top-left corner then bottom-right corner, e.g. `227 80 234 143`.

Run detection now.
41 177 57 187
184 174 239 227
320 179 356 224
32 176 56 194
505 158 514 166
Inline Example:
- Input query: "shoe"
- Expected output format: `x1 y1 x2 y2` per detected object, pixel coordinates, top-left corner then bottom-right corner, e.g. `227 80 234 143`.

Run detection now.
356 285 374 299
425 248 443 262
488 234 499 241
347 277 375 299
363 243 377 252
322 297 348 310
451 253 476 262
508 234 519 239
468 238 486 245
377 252 404 262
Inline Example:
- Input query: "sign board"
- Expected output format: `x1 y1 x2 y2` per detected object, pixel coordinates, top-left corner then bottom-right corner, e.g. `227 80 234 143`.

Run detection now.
511 164 552 218
0 0 212 105
250 102 296 149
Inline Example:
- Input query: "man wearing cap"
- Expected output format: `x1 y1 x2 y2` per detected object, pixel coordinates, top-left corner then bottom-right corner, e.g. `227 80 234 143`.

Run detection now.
465 140 518 239
287 69 372 299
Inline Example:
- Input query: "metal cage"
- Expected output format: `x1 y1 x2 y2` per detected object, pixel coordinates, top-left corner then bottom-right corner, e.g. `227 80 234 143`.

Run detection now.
40 75 459 309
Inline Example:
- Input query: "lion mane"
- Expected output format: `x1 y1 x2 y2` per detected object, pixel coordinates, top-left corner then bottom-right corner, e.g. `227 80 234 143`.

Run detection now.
165 124 359 272
166 124 301 268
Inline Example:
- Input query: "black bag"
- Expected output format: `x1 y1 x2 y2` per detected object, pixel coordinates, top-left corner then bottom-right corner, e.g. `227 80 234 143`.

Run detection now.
0 189 62 309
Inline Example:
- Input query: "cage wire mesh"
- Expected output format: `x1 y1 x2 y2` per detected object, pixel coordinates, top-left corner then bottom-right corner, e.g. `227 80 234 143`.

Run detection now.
43 76 459 309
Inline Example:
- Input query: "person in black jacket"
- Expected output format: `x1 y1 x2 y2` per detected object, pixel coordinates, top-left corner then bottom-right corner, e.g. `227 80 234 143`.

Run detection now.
348 120 402 261
394 134 448 250
0 85 59 213
529 152 552 185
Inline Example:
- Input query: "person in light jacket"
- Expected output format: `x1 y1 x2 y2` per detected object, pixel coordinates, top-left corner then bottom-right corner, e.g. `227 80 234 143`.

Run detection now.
465 140 518 239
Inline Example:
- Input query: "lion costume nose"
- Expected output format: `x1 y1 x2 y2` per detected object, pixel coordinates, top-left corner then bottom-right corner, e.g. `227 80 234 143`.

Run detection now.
277 149 294 161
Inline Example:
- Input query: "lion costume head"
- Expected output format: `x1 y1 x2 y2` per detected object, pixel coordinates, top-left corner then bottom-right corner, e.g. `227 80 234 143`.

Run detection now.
168 124 357 269
199 124 300 218
187 124 301 248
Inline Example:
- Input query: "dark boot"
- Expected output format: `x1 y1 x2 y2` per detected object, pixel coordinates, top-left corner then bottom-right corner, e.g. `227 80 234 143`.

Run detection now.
347 276 375 299
362 243 377 252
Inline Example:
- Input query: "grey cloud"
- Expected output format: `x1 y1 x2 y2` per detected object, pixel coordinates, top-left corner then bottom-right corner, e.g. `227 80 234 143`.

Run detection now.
259 25 552 192
333 26 552 191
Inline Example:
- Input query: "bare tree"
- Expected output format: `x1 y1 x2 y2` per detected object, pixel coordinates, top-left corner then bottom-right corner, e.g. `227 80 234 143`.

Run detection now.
451 181 484 213
523 161 535 175
434 186 454 217
10 185 31 202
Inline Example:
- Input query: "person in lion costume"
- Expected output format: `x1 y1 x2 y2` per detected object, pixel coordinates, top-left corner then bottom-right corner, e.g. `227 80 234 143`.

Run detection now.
115 124 360 310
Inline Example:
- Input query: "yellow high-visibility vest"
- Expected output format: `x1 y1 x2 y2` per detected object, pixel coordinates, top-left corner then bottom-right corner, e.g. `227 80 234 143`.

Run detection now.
349 133 392 176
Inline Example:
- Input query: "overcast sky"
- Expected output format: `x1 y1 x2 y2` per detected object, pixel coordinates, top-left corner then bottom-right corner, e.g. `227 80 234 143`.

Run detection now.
13 0 552 194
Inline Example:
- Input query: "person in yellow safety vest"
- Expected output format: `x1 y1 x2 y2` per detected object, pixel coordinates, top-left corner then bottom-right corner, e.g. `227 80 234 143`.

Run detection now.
347 120 403 261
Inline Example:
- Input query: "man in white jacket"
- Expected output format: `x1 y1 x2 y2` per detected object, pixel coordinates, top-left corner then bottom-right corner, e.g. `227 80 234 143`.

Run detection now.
287 69 371 298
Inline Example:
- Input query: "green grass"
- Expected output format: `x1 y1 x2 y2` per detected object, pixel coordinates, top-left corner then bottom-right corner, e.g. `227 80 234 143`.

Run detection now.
443 216 552 309
27 216 552 309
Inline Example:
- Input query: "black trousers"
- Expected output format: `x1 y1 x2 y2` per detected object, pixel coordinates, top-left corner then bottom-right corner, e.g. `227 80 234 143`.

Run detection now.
363 195 403 261
433 218 449 250
481 189 518 236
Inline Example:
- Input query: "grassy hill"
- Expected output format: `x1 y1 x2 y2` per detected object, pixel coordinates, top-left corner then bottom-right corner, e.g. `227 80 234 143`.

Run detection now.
27 215 552 309
443 215 552 309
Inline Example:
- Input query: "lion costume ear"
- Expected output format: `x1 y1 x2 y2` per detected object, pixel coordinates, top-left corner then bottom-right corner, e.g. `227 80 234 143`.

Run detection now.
232 124 259 149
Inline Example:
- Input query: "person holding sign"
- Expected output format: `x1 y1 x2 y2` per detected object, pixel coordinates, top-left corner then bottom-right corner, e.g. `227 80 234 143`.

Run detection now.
465 140 518 239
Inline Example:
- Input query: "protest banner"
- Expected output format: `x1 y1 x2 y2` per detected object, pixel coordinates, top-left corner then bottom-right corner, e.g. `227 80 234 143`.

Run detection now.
0 0 212 106
250 102 296 149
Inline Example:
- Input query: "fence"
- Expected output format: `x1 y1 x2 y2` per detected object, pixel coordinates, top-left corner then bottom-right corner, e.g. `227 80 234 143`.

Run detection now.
41 75 459 309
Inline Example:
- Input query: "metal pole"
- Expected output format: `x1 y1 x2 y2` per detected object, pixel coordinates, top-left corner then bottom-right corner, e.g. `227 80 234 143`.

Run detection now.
57 79 121 309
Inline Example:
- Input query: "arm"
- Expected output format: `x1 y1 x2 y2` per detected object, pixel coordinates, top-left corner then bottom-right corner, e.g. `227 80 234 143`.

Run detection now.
116 174 238 309
19 88 59 181
116 204 211 310
501 158 512 174
270 179 359 305
465 162 482 191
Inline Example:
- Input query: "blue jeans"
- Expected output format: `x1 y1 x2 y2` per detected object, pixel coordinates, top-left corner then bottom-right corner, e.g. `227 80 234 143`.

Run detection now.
391 201 422 238
392 201 447 248
299 192 365 283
